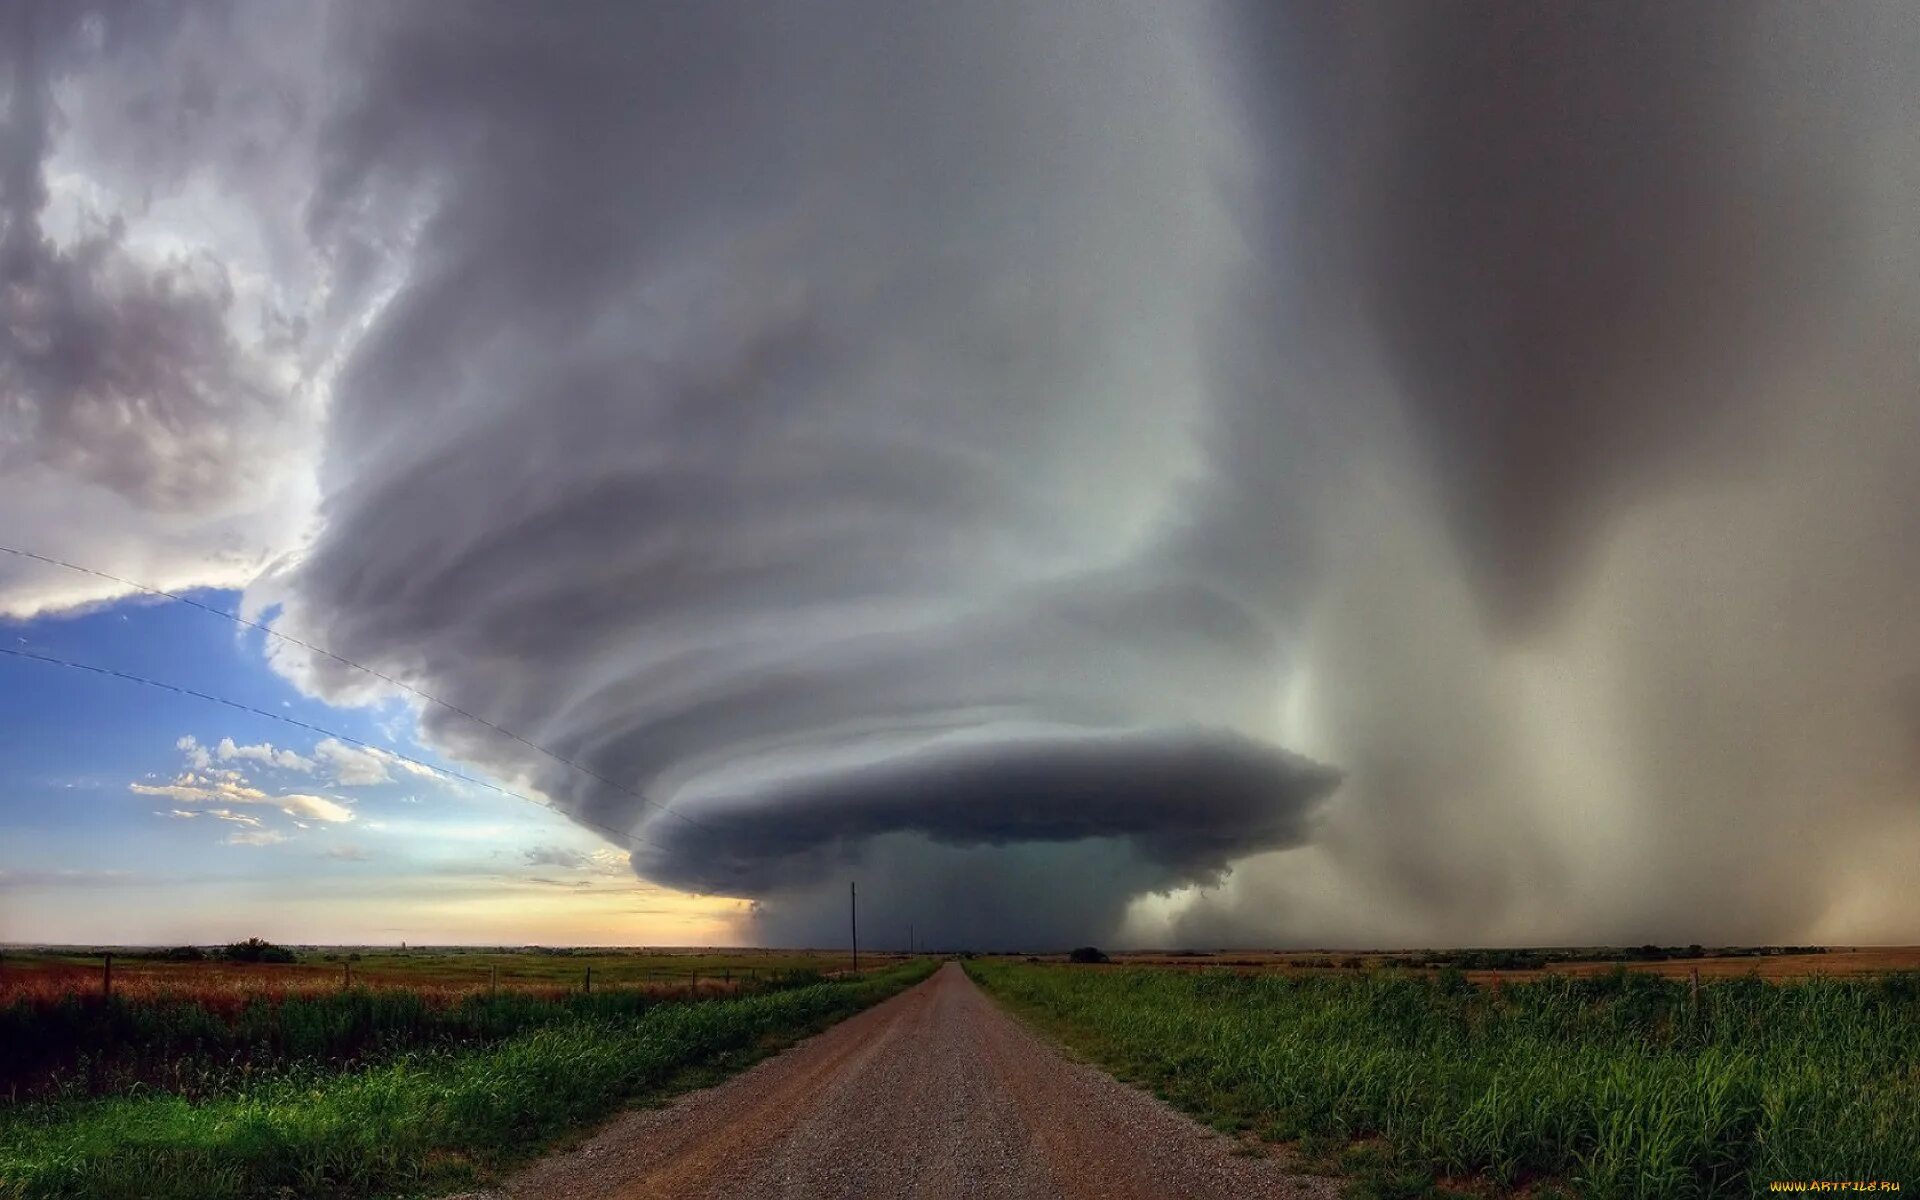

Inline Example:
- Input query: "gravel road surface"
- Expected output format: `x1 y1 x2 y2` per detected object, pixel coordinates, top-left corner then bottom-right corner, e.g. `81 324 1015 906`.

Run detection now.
489 961 1336 1199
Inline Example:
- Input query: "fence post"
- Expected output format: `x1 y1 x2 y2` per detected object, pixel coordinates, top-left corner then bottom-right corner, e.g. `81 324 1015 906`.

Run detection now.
1690 966 1701 1025
344 960 352 989
584 965 592 993
490 964 498 996
103 952 113 1000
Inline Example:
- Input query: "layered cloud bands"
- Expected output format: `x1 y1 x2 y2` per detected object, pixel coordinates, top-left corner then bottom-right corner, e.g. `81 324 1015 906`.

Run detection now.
17 1 1920 946
253 1 1338 944
274 1 1920 946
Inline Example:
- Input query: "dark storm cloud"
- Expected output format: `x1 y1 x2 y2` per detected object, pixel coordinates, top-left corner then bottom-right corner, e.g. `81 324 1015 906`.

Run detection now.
1153 2 1920 946
257 0 1313 943
226 0 1920 947
1226 3 1901 629
632 730 1337 896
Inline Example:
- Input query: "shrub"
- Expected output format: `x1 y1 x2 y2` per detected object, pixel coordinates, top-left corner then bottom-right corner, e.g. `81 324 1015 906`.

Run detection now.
1068 946 1110 964
220 938 297 964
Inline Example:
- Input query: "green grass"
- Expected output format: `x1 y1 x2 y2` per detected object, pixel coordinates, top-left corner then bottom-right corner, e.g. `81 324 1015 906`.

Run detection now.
0 960 935 1199
968 961 1920 1198
2 966 847 1101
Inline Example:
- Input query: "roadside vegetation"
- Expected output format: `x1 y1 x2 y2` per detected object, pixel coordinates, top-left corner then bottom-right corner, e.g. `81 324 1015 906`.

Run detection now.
1 944 889 999
2 960 850 1102
0 957 934 1199
969 959 1920 1198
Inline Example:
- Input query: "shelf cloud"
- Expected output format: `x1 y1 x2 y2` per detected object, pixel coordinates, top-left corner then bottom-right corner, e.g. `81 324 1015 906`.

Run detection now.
11 1 1920 946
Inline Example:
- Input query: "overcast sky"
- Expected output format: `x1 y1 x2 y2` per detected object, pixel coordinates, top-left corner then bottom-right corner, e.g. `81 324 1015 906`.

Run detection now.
4 1 1918 949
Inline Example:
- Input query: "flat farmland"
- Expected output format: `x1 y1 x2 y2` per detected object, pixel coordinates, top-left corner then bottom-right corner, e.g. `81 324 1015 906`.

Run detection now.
0 945 907 1002
1098 945 1920 983
8 945 1915 1198
0 944 934 1199
971 956 1920 1196
0 945 913 1105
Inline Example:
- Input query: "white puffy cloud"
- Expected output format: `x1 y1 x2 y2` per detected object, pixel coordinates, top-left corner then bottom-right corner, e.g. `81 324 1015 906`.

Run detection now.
313 738 390 786
312 737 436 787
215 737 316 772
131 776 267 805
175 734 212 770
133 748 351 825
276 793 354 824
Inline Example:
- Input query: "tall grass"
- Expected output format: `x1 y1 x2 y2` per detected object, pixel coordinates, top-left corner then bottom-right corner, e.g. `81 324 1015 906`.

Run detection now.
2 968 835 1101
0 960 934 1200
969 962 1920 1197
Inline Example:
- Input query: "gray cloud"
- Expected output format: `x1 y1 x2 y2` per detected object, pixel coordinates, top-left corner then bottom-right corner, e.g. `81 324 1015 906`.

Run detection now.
1139 2 1920 947
1233 4 1890 629
19 1 1920 948
268 0 1920 948
521 845 590 871
634 730 1336 899
257 0 1305 945
0 0 325 619
1 2 303 510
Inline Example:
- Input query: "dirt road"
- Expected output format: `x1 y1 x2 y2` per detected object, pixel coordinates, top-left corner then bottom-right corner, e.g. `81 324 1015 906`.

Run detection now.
493 961 1334 1200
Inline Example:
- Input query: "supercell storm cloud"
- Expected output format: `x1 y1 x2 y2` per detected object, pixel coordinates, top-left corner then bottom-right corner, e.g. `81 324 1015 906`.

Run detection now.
4 2 1920 946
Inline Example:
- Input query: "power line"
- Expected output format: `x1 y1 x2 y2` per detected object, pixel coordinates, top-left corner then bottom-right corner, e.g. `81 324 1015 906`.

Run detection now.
0 643 673 858
0 543 705 830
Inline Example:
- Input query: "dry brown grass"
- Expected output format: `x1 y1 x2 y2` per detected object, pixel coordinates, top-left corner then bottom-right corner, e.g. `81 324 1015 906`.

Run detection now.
0 947 905 1007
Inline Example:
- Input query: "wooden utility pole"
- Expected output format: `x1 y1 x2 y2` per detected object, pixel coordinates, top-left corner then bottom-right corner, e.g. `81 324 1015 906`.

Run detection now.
850 881 859 974
102 953 113 999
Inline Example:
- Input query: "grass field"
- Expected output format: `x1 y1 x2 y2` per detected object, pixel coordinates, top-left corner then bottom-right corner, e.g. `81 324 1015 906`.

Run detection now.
0 955 935 1199
1096 946 1920 983
968 959 1920 1198
0 945 903 999
0 946 909 1103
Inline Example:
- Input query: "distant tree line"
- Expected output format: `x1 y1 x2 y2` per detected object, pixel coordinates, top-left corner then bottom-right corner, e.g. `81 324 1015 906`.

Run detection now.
119 938 298 964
